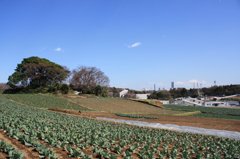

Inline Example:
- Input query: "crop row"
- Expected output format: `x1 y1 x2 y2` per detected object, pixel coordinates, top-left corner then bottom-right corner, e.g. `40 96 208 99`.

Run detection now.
115 113 157 119
0 140 23 159
0 96 240 158
165 104 240 120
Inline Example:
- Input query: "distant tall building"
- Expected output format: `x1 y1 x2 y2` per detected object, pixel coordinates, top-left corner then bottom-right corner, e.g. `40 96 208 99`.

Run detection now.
171 82 174 89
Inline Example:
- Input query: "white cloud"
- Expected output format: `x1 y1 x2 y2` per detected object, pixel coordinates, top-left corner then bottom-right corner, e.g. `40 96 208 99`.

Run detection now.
175 80 207 88
54 47 63 52
176 81 185 85
188 79 199 84
188 79 207 84
128 42 141 48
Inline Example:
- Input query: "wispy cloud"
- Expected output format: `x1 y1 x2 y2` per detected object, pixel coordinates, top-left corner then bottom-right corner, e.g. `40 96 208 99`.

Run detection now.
175 80 207 87
128 42 141 48
188 79 199 84
54 47 63 52
176 81 185 85
188 79 206 84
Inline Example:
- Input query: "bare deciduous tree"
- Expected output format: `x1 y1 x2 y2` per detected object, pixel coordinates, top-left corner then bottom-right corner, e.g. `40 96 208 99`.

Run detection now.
70 66 109 93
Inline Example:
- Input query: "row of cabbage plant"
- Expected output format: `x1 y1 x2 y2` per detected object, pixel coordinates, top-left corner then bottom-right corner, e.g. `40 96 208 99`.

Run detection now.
0 96 239 158
0 140 23 159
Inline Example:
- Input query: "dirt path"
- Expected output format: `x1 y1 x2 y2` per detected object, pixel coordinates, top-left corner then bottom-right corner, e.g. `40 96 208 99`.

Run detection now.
0 131 39 159
97 117 240 140
140 115 240 132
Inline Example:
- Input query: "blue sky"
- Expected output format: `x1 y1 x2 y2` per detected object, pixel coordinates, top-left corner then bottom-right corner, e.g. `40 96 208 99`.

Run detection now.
0 0 239 90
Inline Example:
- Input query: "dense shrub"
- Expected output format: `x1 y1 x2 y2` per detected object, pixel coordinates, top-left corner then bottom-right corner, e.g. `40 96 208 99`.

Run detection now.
94 85 108 97
60 84 70 94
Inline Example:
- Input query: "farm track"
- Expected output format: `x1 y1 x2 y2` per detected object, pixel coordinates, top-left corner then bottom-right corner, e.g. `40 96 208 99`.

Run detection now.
49 109 240 132
97 117 240 140
0 130 39 159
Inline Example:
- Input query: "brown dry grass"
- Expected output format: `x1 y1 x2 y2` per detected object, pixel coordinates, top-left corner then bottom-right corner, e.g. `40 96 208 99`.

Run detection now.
130 99 163 108
64 96 179 115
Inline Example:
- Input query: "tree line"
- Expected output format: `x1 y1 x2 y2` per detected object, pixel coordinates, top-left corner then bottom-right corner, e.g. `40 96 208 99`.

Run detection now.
3 56 240 98
4 56 109 96
148 85 240 100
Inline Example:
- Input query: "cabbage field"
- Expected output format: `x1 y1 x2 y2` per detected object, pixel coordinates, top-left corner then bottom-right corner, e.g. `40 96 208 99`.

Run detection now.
0 96 240 159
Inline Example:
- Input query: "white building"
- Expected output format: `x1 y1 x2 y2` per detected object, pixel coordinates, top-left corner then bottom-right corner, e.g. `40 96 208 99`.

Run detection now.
74 91 80 95
136 94 150 100
204 101 228 107
159 100 170 105
174 97 238 107
119 89 128 98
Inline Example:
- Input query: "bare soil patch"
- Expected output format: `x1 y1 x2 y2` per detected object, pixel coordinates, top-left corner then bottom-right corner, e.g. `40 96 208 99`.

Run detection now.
49 108 82 115
0 130 39 159
144 116 240 132
49 108 115 118
130 99 163 108
0 152 7 159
